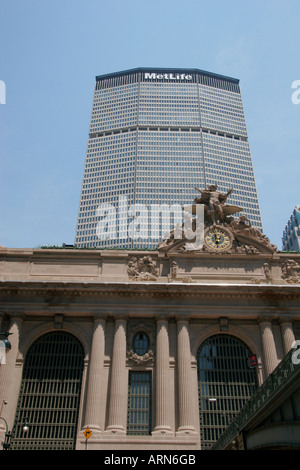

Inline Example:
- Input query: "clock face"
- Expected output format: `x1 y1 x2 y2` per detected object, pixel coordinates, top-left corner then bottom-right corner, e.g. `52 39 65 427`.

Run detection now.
204 227 232 251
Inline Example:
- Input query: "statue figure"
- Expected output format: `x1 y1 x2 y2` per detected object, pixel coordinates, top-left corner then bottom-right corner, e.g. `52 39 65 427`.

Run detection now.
281 259 300 284
230 215 277 253
230 215 253 235
193 184 241 225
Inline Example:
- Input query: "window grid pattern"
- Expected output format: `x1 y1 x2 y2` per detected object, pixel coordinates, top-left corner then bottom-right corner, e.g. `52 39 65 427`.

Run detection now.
127 371 152 435
75 131 137 249
10 332 84 450
139 82 200 127
197 334 258 450
203 133 263 231
199 85 248 137
90 83 139 134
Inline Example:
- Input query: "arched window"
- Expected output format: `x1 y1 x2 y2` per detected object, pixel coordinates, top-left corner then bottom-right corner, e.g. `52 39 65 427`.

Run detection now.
132 331 150 356
197 334 258 450
10 331 84 450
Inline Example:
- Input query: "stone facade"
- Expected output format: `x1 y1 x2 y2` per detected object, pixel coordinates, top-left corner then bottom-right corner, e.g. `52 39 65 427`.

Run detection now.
0 246 300 450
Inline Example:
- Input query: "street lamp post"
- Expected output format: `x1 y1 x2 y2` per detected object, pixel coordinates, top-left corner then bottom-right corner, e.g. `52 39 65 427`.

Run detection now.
0 332 13 350
0 417 11 450
0 416 30 450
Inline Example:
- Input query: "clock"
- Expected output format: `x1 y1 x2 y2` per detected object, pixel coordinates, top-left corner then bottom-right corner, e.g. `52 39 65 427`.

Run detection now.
204 226 233 252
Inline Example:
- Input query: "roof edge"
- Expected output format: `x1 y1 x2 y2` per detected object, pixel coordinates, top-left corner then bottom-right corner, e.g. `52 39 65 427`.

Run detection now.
95 67 240 84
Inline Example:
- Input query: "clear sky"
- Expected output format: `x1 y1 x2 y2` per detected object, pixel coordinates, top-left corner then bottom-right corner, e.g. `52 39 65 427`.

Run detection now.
0 0 299 250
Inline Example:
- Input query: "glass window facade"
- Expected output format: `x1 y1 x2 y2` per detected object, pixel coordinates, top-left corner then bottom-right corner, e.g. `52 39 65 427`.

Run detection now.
75 68 262 249
282 206 300 251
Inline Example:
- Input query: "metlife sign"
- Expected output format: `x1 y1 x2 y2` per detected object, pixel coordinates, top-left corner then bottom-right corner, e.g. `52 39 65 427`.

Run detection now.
144 72 193 81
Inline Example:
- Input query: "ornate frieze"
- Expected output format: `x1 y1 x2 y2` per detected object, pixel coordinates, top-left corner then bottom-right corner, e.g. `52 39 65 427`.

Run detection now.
281 259 300 284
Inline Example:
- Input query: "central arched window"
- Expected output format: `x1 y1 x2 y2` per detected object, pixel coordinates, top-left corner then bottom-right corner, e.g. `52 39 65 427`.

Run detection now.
10 331 84 450
133 331 150 356
197 334 258 450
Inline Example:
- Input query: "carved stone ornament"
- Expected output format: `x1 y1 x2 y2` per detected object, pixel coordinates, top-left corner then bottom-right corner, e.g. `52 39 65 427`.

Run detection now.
126 349 154 365
127 255 159 281
281 259 300 284
263 262 273 283
158 184 277 255
168 260 178 282
126 322 155 365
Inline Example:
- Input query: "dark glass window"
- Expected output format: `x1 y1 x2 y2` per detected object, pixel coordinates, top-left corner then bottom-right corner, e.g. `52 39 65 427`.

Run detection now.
10 332 84 450
127 371 152 435
133 332 150 356
197 334 258 450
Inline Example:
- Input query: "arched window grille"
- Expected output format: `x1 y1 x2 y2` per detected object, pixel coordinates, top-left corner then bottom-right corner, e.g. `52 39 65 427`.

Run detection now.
10 331 84 450
197 334 258 450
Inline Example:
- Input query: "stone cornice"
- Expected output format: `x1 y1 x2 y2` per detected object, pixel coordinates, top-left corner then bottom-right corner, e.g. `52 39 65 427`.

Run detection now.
1 280 300 300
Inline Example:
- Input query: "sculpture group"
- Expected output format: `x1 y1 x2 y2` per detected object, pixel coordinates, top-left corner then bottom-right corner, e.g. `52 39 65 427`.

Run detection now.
158 184 277 254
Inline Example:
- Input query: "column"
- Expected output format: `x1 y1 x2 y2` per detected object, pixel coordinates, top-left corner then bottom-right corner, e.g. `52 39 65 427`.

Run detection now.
83 316 106 433
0 314 23 435
106 316 127 433
279 318 296 356
258 317 278 377
176 317 196 434
152 316 173 435
0 313 3 368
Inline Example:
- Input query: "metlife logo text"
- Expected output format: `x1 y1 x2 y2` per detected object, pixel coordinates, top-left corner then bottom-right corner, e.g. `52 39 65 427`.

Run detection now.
144 72 193 81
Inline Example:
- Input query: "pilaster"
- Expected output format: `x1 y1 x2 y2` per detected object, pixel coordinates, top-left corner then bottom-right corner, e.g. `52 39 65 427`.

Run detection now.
105 315 128 434
152 316 173 435
176 316 196 435
279 317 296 356
83 316 106 434
258 316 278 377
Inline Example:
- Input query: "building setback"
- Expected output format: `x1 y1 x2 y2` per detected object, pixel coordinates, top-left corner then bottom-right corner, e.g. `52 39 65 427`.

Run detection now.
75 68 263 249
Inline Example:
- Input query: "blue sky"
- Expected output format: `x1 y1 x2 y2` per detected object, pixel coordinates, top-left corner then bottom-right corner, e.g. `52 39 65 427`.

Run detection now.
0 0 299 249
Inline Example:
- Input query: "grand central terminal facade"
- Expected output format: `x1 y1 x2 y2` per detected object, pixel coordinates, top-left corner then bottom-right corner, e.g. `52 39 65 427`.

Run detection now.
1 190 300 451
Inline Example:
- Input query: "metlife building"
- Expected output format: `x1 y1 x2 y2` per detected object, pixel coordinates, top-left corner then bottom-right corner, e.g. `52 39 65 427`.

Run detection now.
75 68 263 249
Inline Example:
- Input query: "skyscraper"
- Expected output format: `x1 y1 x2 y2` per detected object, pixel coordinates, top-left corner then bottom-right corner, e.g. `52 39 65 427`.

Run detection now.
75 67 262 249
282 206 300 251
